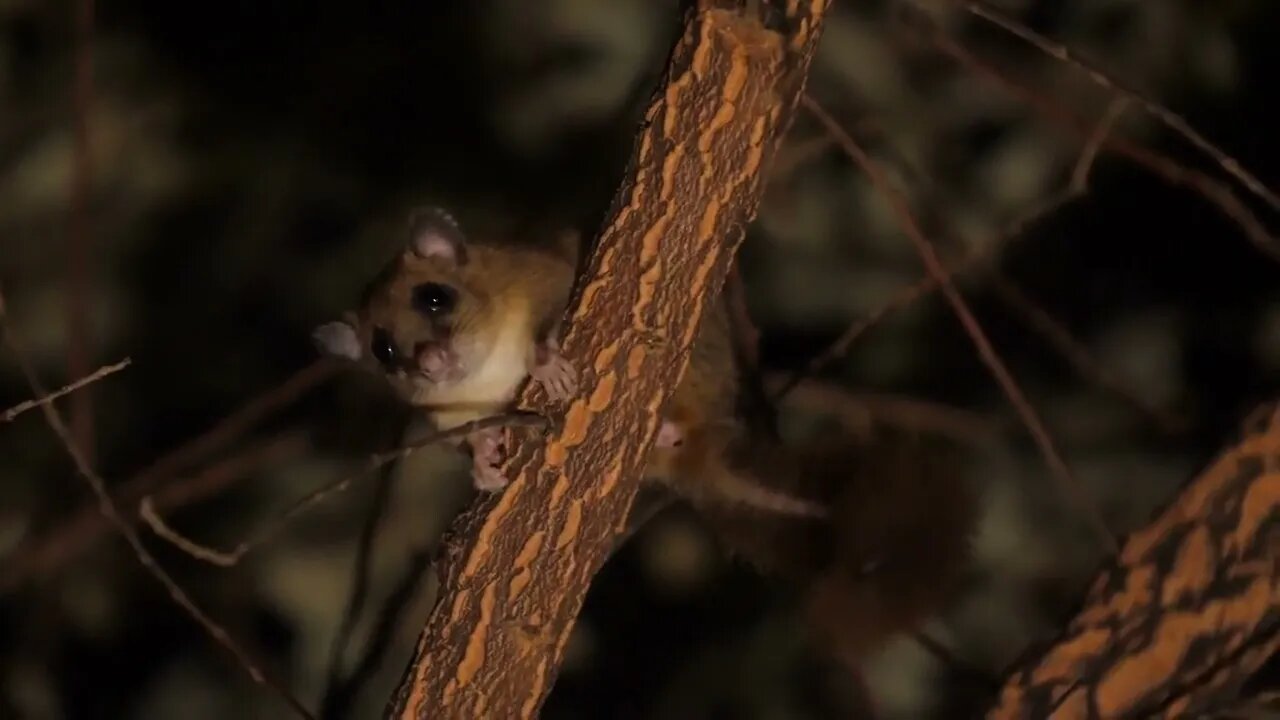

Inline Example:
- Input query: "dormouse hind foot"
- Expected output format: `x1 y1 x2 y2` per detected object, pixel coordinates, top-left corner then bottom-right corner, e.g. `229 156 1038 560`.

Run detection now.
469 426 510 492
530 338 578 402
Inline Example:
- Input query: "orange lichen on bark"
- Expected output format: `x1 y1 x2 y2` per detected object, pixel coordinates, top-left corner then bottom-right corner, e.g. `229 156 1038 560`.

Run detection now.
989 403 1280 719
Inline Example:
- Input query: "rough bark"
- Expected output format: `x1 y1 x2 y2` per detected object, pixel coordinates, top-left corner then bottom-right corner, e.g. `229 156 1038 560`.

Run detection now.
989 402 1280 719
386 2 830 717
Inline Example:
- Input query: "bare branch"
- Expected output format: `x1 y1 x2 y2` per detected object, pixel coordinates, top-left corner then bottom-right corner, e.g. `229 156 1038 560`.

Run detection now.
140 414 546 567
0 289 317 720
145 433 309 511
321 452 403 718
2 358 131 422
988 273 1187 435
321 544 434 720
912 630 1000 693
803 95 1119 555
1203 690 1280 719
725 262 779 439
949 0 1280 214
0 359 338 593
768 98 1121 402
907 8 1280 265
1070 99 1127 192
769 374 1004 447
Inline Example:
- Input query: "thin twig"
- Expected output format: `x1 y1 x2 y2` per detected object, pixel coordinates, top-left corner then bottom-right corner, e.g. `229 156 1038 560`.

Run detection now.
767 98 1119 403
66 0 96 463
911 630 1000 692
320 444 403 716
1070 99 1127 191
988 273 1187 435
725 263 779 440
2 358 131 422
908 8 1280 265
770 133 837 185
803 95 1119 554
0 290 316 720
147 433 309 511
115 358 339 505
725 264 762 371
769 273 936 402
139 414 547 567
950 0 1280 214
1208 690 1280 719
768 375 1004 446
961 100 1186 434
0 359 339 593
613 493 677 560
320 545 434 720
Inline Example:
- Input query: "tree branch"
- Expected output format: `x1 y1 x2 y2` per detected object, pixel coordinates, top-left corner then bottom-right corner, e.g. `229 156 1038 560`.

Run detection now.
903 6 1280 266
948 0 1280 214
0 290 317 720
803 95 1119 554
385 3 830 717
139 414 544 567
988 402 1280 718
2 358 130 423
0 359 338 593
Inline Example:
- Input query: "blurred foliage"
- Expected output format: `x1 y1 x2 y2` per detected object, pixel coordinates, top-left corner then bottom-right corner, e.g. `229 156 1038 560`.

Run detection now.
1 0 1277 718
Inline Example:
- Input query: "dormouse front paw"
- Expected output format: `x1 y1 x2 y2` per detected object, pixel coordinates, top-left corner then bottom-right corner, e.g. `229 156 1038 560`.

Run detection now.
469 426 509 492
530 339 578 402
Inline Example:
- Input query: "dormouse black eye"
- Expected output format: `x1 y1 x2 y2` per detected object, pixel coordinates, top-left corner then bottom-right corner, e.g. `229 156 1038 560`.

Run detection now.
370 327 397 367
412 282 457 315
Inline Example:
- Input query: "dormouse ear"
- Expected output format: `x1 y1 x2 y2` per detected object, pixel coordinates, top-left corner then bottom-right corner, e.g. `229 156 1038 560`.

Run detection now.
313 318 363 362
407 206 468 265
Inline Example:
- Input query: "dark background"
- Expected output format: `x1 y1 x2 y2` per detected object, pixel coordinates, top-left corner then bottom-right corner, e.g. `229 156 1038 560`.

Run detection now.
2 1 1277 718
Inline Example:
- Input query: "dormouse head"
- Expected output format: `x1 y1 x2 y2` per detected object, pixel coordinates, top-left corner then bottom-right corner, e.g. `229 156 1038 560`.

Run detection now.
313 206 494 402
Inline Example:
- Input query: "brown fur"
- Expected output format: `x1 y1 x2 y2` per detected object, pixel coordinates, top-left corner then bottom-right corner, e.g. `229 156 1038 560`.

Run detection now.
700 431 978 662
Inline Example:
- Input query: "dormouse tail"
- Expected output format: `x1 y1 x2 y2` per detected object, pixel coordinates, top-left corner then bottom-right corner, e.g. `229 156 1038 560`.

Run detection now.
801 433 978 662
703 460 829 518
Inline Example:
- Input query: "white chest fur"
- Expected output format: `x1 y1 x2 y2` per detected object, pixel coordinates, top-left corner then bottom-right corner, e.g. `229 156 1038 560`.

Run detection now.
416 313 532 430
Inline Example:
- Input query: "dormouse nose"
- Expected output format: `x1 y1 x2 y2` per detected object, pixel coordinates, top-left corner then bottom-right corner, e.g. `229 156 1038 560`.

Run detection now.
414 340 449 375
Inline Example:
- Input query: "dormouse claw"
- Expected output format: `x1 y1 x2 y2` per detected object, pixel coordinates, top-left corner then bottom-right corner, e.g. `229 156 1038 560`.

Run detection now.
530 340 578 402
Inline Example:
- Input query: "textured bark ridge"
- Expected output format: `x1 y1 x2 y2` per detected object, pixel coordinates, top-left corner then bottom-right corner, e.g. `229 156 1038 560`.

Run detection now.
989 402 1280 719
387 3 830 717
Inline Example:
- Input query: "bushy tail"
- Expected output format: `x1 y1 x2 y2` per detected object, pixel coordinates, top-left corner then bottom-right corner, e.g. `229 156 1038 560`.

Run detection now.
802 434 977 661
696 430 978 661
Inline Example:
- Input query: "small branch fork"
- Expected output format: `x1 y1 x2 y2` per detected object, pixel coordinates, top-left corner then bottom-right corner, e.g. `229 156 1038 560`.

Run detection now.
0 289 317 720
770 97 1124 403
900 5 1280 264
1 359 339 593
138 414 546 567
2 358 131 423
947 0 1280 214
803 94 1120 555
